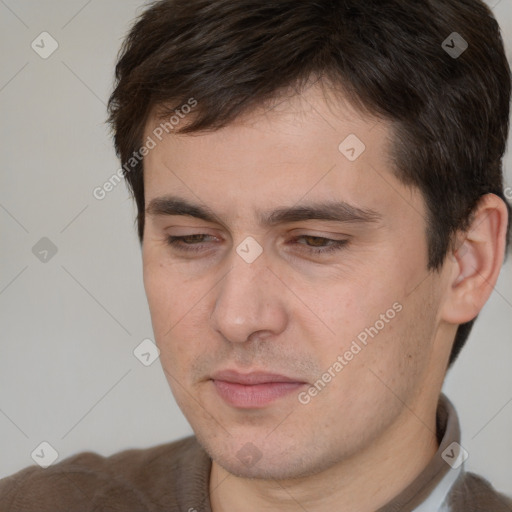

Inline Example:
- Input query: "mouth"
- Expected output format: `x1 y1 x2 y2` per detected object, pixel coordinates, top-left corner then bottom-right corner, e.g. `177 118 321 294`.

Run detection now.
210 369 308 409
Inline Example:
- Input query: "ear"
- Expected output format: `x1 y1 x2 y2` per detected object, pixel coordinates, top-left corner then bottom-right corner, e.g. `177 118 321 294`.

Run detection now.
441 193 509 325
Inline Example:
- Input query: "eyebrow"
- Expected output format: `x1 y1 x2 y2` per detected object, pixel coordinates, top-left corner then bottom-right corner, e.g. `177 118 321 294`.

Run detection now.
145 195 382 227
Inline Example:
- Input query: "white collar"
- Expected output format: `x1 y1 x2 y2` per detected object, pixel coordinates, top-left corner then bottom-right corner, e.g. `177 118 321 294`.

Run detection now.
412 463 464 512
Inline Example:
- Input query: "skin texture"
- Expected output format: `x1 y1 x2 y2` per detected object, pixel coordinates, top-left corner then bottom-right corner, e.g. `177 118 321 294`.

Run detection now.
141 83 508 512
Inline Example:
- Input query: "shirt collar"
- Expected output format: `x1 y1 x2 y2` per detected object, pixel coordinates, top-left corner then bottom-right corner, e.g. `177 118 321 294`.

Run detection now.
377 392 463 512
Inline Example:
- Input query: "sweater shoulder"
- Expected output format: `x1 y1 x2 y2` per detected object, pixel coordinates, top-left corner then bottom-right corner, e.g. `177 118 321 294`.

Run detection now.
0 436 203 512
447 471 512 511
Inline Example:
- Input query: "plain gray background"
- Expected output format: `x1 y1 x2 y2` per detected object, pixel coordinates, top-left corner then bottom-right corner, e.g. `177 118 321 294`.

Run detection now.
0 0 511 495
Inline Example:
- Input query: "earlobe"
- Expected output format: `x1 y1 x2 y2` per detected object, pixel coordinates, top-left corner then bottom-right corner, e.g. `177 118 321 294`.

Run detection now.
441 193 508 325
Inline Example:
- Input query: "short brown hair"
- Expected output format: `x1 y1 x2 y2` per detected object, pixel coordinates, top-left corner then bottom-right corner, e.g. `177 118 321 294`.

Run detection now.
107 0 511 367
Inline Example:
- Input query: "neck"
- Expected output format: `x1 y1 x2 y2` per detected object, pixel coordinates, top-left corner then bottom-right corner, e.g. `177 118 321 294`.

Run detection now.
209 400 439 512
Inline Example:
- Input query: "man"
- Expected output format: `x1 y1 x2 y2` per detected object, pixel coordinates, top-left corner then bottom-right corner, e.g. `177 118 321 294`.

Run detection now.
1 0 511 510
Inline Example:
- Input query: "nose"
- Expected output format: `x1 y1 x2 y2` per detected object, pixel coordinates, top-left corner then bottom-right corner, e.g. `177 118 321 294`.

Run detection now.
209 252 288 344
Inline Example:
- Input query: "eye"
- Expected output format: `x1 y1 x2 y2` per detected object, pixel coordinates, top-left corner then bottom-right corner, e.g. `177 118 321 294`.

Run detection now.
165 234 348 255
166 234 217 253
289 235 348 255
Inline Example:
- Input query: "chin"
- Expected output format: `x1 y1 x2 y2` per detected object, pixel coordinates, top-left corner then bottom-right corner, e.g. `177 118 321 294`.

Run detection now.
215 455 315 480
196 430 337 481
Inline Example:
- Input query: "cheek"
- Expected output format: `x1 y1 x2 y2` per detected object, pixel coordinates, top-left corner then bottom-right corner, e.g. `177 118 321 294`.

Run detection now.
143 262 172 328
143 250 192 324
142 259 211 371
306 275 392 343
143 261 186 346
307 260 430 377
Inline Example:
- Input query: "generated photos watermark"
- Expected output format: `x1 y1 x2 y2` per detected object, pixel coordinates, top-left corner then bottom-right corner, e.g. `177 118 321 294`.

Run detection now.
93 97 197 200
298 301 403 405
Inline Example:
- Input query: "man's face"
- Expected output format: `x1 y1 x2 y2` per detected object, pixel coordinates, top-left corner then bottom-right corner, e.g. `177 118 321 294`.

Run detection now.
141 85 451 479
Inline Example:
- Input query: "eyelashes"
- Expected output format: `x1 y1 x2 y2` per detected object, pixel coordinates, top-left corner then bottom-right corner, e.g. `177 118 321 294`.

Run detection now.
165 234 349 256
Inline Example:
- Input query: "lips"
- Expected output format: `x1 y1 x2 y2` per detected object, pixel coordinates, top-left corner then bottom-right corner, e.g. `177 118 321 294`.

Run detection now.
210 369 307 408
211 369 306 385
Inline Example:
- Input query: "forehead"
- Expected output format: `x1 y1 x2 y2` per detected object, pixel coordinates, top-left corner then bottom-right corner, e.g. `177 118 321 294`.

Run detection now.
141 84 422 228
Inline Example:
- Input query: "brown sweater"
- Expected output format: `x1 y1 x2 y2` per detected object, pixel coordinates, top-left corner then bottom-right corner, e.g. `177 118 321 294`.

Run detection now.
0 394 511 511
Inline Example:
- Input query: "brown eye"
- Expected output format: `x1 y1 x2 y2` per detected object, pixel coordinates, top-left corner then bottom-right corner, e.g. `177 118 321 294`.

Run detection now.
166 234 217 253
291 236 349 255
